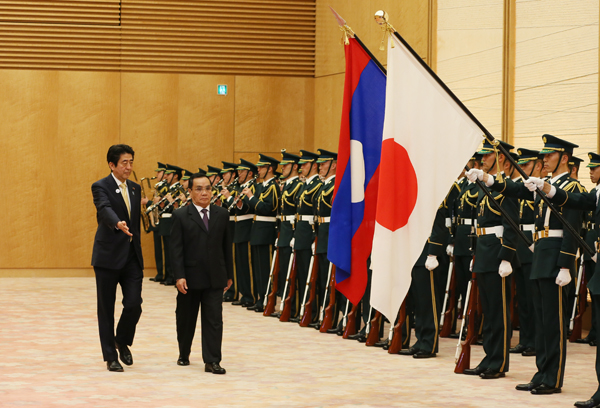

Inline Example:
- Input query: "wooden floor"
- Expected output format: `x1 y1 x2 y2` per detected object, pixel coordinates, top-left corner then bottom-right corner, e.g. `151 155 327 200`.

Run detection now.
0 276 597 407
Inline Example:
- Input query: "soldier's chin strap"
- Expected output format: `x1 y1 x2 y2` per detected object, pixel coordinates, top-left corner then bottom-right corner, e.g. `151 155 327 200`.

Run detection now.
552 152 565 174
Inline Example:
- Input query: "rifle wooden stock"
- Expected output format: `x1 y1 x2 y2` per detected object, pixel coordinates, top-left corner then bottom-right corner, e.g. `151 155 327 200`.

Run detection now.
388 300 407 354
320 265 336 333
342 303 359 338
300 249 319 327
263 245 280 317
454 272 478 374
279 251 298 323
365 311 382 346
569 256 587 342
440 259 456 337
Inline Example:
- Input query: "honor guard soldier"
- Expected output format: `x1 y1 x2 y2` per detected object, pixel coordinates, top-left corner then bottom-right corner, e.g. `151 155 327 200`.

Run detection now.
469 134 584 394
463 140 520 379
509 148 544 357
289 150 323 323
206 165 222 194
230 159 258 307
150 162 167 282
160 164 183 286
219 162 239 302
243 154 280 313
274 152 302 310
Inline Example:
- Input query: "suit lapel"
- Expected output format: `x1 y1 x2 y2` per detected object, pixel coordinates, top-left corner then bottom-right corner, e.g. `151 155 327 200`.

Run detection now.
110 175 130 220
188 204 207 233
208 205 219 232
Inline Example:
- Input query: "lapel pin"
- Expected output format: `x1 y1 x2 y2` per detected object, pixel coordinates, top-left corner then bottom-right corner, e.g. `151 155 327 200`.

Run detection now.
115 188 121 194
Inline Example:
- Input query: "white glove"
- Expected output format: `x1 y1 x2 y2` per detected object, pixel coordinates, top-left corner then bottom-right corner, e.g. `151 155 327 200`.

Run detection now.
466 168 484 183
425 255 439 271
529 244 535 253
555 268 572 286
469 259 474 271
446 244 454 256
524 177 544 192
592 253 597 263
498 260 513 278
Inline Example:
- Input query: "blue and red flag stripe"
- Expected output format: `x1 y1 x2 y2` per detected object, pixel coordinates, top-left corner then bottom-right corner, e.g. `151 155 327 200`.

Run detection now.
328 38 386 305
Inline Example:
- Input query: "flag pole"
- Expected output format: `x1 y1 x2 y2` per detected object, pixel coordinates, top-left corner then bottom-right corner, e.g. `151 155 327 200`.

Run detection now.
375 10 593 256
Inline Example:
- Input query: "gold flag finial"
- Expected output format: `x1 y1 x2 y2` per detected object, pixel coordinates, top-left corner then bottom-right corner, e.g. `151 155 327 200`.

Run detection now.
374 10 396 50
329 7 355 45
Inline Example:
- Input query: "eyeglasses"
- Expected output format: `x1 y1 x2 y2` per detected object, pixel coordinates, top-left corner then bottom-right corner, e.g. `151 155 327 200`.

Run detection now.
192 186 212 192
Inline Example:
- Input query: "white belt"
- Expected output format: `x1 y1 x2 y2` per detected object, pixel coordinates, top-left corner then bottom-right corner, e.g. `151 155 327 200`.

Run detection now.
254 215 277 222
534 229 563 240
235 214 254 222
520 224 535 232
281 215 296 222
460 219 473 226
297 215 315 225
476 226 503 238
318 216 331 223
229 216 235 221
445 218 452 228
161 213 172 218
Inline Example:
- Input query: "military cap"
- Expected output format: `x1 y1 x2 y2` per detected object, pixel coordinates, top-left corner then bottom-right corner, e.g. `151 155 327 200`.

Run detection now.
256 154 280 168
509 152 520 162
165 164 183 179
181 169 194 180
568 156 583 167
221 161 238 174
196 167 207 176
237 158 258 174
206 165 221 176
516 148 541 165
155 162 167 172
470 152 483 162
539 134 579 155
587 152 600 168
280 152 301 165
477 139 514 155
317 149 338 163
298 150 320 164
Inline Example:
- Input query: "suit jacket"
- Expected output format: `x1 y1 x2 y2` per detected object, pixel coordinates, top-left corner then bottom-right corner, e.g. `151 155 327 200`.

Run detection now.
91 174 144 270
170 204 234 290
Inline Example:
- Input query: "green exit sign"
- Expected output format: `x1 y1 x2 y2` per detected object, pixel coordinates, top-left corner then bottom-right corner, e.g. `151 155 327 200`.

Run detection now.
217 85 228 95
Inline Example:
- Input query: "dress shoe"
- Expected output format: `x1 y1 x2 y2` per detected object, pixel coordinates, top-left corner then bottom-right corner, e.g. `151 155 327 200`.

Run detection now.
463 366 486 376
531 384 561 395
231 300 243 305
149 275 163 282
521 347 536 356
413 350 436 359
270 312 281 318
479 369 505 379
246 303 259 311
205 362 226 375
326 327 343 335
115 342 133 366
382 343 390 350
516 382 539 391
575 398 600 408
253 306 264 313
289 317 301 323
475 338 483 345
347 332 366 341
448 332 460 339
308 321 321 329
357 335 367 343
240 302 253 308
162 279 175 286
177 357 190 366
590 340 597 347
575 336 596 344
374 339 389 348
398 346 419 356
106 360 124 372
509 344 527 354
223 295 234 302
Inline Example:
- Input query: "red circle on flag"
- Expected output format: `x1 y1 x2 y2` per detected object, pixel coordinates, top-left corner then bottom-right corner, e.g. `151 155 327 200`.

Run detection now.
377 139 418 231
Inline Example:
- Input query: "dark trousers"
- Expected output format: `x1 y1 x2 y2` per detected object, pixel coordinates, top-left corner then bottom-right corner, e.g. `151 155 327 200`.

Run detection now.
515 262 535 348
455 255 471 316
224 223 238 299
235 242 254 304
162 235 173 282
591 294 600 401
153 230 164 279
176 288 223 363
411 265 439 353
316 254 331 321
477 271 511 373
277 246 293 297
531 278 568 388
586 260 597 340
294 248 312 315
94 244 143 362
251 244 272 306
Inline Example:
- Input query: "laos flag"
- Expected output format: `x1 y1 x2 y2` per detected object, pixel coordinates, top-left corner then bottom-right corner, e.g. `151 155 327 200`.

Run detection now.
327 37 386 305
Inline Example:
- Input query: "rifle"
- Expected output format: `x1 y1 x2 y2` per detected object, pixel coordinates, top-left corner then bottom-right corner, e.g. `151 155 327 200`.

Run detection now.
387 300 407 354
365 310 382 346
569 254 587 342
319 263 336 332
342 303 359 338
439 256 456 337
454 271 478 373
299 241 318 327
262 239 280 317
279 244 298 322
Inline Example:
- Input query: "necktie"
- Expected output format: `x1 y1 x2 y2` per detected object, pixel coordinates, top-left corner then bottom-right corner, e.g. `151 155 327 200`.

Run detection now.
120 182 131 218
201 208 209 231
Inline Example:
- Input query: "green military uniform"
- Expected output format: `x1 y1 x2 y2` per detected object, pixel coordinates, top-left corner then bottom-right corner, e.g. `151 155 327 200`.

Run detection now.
150 162 167 282
493 135 583 393
580 182 598 345
160 164 183 286
290 150 322 322
246 154 280 312
231 159 257 307
466 141 520 378
220 161 239 302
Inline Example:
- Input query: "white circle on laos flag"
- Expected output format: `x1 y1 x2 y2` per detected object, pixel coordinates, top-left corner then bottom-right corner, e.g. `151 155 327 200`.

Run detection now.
350 140 366 203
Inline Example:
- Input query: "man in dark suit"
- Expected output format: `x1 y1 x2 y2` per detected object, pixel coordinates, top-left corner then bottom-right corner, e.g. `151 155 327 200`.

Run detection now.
170 173 234 374
91 144 147 372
